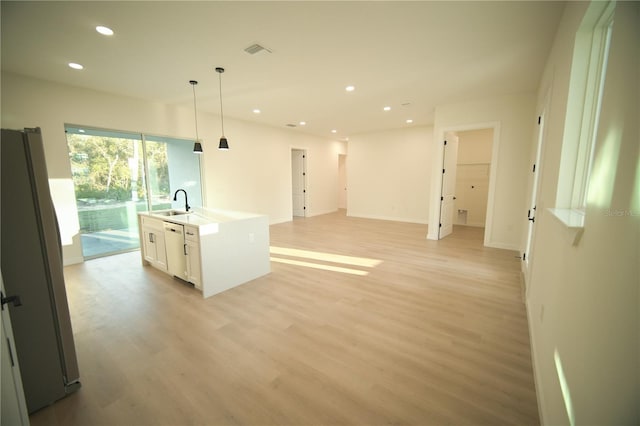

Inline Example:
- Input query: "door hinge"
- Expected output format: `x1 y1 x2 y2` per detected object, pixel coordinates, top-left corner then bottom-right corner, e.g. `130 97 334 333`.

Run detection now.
523 252 527 261
303 155 306 158
538 116 541 125
303 206 306 210
302 172 306 176
442 168 445 174
532 163 536 172
439 223 442 228
303 189 306 193
441 196 444 201
444 140 447 146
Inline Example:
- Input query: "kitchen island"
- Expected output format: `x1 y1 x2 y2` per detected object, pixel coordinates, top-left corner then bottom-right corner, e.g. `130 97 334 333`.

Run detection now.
138 207 270 298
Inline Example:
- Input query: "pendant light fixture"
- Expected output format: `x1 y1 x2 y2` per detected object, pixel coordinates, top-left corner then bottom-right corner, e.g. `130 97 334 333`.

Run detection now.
216 67 229 150
189 80 203 154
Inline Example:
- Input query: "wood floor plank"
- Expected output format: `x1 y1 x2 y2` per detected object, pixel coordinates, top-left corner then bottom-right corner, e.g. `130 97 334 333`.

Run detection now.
29 211 539 425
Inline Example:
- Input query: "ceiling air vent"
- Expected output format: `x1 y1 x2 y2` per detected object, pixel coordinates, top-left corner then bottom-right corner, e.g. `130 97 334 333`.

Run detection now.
244 43 272 55
286 124 297 128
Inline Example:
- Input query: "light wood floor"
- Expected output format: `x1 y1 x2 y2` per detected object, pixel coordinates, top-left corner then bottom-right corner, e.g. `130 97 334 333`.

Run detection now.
31 211 539 426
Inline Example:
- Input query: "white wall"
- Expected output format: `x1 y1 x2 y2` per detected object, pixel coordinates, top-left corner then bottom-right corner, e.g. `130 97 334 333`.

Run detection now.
1 72 345 264
526 2 639 424
428 93 536 250
456 128 493 164
347 126 432 224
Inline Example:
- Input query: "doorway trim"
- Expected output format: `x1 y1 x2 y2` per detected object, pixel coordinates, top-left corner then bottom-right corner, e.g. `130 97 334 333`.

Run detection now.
427 121 501 248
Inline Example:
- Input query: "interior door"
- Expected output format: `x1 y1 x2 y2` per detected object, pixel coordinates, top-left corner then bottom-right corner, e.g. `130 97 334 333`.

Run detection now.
291 149 306 217
439 133 459 239
524 111 546 280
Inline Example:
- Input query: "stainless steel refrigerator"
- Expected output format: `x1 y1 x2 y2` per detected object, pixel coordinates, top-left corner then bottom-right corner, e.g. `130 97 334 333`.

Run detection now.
1 127 81 413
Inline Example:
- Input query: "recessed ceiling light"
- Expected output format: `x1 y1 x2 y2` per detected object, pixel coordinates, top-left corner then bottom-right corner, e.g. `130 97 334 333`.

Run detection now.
383 106 391 111
96 26 114 36
406 119 414 124
68 62 84 70
79 129 85 133
331 129 337 133
299 121 306 126
253 109 261 114
345 85 355 92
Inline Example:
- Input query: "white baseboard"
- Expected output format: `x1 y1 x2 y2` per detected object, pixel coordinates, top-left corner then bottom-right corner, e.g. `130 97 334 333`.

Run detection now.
484 240 519 251
526 299 546 425
346 212 428 225
63 256 84 266
308 208 339 217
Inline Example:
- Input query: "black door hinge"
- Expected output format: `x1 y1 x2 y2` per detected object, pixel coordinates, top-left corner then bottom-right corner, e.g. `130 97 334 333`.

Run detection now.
441 196 444 201
444 140 447 146
532 163 536 172
538 116 541 125
523 252 527 261
439 223 442 228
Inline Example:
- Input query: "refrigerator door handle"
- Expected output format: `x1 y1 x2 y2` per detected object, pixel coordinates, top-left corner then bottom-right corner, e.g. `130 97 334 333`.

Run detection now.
1 291 22 309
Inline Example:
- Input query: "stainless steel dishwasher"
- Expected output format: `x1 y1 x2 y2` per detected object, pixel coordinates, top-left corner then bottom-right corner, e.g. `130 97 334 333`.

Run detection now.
163 221 187 281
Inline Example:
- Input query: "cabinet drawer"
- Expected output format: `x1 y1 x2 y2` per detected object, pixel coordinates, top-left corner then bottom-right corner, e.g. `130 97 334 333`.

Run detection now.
141 215 163 229
184 226 199 242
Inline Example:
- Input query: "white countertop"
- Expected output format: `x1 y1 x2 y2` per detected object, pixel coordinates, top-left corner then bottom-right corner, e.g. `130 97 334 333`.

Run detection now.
139 207 267 235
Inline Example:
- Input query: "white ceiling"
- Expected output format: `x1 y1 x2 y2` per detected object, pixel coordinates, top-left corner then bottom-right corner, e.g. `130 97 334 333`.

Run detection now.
1 1 565 141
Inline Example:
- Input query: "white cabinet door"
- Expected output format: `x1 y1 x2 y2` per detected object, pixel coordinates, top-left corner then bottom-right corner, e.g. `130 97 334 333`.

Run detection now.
184 226 201 289
185 240 201 289
141 217 168 272
154 231 168 271
142 228 156 263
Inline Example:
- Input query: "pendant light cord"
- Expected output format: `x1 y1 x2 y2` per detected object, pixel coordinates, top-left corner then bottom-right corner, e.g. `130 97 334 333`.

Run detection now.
218 71 225 136
191 82 200 141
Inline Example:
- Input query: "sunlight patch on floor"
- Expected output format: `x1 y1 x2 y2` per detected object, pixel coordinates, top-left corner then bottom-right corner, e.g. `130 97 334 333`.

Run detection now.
270 257 369 276
270 246 382 267
269 246 382 276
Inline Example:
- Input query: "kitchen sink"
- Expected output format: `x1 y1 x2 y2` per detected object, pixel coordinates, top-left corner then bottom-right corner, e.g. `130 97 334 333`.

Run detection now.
152 209 189 217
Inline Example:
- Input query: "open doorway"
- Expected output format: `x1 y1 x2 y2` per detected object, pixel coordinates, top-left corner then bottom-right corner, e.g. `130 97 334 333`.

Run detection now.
434 124 498 244
453 128 494 228
291 149 307 218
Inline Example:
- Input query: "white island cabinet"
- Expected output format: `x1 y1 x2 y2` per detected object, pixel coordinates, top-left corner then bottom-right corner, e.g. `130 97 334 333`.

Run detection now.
140 215 168 272
138 208 270 298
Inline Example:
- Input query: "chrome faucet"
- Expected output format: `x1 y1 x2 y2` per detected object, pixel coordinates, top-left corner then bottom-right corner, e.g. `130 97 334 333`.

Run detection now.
173 189 190 212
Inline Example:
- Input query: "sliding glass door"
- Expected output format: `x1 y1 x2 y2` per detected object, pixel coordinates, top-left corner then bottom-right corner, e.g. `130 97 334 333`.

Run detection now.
65 126 202 259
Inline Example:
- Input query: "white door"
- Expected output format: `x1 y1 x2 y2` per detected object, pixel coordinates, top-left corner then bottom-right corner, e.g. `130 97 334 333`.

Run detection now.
338 154 347 209
291 149 306 217
439 133 459 239
524 111 546 281
1 273 30 426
